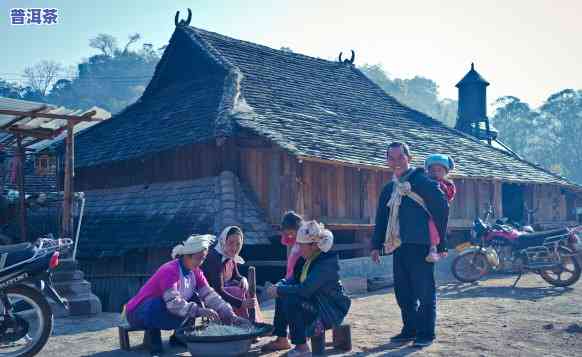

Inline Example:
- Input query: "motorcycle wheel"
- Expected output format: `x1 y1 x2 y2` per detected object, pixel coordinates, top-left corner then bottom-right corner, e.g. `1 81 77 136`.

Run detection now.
452 251 491 283
0 285 53 357
539 247 581 287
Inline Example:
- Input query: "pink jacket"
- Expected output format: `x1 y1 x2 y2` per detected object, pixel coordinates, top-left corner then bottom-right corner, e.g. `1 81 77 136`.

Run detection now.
281 236 302 279
126 259 232 319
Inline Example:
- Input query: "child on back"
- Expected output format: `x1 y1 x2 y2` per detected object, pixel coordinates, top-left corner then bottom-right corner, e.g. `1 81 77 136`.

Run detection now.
425 154 456 262
280 211 304 279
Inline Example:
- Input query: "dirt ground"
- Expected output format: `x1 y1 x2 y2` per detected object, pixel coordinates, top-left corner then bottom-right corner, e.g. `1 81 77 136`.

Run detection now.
39 272 582 357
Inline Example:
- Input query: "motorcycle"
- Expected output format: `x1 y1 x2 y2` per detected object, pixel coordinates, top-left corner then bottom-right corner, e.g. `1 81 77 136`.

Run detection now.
0 237 72 357
452 218 582 287
468 218 534 272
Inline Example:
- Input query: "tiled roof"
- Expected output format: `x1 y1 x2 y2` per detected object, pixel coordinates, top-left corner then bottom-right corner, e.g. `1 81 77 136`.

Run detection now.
2 157 56 194
188 27 575 187
69 26 578 188
16 172 274 257
69 78 224 167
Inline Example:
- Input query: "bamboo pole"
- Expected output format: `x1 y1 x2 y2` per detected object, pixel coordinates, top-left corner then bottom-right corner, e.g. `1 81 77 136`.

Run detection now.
248 266 256 322
15 135 27 242
61 120 75 239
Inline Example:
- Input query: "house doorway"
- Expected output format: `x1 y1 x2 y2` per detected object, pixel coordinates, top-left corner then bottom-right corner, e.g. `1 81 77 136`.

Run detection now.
502 183 525 224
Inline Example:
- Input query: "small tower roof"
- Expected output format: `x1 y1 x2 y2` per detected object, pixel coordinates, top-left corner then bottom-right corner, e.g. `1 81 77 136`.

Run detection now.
456 63 490 87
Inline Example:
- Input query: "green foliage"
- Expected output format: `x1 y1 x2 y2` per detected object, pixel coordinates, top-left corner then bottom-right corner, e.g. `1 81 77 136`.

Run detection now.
491 90 582 184
0 33 162 114
359 64 458 126
0 78 44 101
46 34 161 113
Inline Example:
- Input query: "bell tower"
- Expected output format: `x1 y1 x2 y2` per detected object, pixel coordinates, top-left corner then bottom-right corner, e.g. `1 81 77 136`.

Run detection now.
455 63 496 143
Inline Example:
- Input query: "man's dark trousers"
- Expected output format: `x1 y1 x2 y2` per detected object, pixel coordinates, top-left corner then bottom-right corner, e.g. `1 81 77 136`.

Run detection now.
393 243 436 339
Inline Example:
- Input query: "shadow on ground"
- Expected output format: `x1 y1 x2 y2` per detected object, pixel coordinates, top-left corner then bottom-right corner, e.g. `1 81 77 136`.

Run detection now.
355 341 423 356
53 314 120 336
437 281 573 301
79 345 186 357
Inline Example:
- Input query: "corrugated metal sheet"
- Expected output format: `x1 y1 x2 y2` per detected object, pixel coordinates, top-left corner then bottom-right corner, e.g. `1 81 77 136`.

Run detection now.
0 97 110 149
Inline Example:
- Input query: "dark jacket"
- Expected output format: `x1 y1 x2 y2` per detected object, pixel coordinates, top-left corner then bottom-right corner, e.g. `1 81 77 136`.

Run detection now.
277 251 351 329
371 167 449 252
201 248 244 308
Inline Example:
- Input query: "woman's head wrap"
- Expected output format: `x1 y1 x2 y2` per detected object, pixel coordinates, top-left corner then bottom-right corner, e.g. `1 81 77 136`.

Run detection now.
171 234 215 259
296 220 334 253
215 226 245 264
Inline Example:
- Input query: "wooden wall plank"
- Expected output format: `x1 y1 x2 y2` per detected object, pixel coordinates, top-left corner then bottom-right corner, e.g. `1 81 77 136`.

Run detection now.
337 166 346 218
320 164 329 218
303 162 313 220
268 152 281 222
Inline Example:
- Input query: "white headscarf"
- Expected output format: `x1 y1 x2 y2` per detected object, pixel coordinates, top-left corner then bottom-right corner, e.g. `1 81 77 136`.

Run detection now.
171 234 215 259
296 220 334 253
215 226 245 264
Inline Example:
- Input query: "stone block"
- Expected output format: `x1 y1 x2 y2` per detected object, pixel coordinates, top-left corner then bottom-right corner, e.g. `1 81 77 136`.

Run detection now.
341 277 367 295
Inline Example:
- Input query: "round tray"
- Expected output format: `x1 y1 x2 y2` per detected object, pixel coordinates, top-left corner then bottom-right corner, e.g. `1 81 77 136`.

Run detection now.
185 338 252 357
176 322 273 343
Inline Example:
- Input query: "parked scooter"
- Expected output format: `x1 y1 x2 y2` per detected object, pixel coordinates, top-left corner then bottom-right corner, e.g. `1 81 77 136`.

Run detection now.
0 237 72 357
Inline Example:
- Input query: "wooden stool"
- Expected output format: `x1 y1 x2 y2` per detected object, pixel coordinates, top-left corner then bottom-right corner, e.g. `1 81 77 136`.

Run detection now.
310 324 352 356
118 325 152 351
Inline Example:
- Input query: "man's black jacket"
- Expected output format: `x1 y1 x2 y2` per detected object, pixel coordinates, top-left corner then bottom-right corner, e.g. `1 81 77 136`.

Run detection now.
371 167 449 252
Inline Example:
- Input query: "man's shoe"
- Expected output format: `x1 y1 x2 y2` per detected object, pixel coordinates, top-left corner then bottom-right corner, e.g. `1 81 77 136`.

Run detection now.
389 331 416 343
413 337 434 347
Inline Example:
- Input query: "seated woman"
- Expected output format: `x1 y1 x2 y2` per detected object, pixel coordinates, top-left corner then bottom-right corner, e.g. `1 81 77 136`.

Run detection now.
263 221 351 357
201 226 263 321
124 234 249 355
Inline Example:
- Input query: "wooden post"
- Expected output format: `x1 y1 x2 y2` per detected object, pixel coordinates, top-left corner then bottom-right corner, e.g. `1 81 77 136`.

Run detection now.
248 266 256 322
62 120 75 239
15 135 27 242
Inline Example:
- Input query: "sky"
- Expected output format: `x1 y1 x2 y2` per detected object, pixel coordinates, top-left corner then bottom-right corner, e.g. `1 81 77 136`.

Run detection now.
1 0 581 109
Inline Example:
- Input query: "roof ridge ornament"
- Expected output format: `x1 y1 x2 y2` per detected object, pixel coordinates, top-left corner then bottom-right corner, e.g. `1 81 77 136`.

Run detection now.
174 8 192 27
338 50 355 65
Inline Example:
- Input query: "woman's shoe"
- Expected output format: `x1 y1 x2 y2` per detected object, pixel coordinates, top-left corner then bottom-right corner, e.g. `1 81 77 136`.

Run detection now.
287 347 312 357
169 333 186 347
425 252 441 263
260 338 292 352
147 329 164 355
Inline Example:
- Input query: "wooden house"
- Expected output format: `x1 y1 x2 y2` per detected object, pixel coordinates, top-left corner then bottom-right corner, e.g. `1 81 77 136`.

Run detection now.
35 23 581 310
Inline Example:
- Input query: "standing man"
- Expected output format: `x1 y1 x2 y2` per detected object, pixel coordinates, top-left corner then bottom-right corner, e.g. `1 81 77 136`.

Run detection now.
371 142 449 347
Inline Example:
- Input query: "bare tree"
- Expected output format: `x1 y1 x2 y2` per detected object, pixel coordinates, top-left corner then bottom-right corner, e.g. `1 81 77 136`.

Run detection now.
123 33 141 54
89 34 118 56
23 60 64 97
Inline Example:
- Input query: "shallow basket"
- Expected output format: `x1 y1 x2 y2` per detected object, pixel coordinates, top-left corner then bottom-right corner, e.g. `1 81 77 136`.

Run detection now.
176 322 273 357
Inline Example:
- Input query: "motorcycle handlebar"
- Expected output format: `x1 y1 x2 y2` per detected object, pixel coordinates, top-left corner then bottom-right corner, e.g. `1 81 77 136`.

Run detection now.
36 237 74 254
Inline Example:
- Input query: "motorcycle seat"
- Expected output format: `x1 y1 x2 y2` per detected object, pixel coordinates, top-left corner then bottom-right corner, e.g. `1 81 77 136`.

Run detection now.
517 228 569 249
492 224 514 232
0 243 36 269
